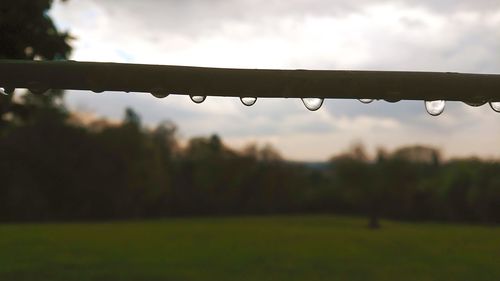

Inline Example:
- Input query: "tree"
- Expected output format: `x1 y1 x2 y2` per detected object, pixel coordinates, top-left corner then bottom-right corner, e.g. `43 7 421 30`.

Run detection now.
0 0 72 130
0 0 71 60
330 143 381 228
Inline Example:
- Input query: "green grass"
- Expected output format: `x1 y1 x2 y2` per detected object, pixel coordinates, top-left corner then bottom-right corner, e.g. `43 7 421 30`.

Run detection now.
0 216 499 281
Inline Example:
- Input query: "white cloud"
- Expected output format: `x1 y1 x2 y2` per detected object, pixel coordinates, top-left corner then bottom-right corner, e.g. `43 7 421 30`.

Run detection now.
50 0 500 161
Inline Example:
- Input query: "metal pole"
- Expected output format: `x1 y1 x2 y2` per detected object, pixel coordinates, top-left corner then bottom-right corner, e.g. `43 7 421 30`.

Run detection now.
1 60 499 102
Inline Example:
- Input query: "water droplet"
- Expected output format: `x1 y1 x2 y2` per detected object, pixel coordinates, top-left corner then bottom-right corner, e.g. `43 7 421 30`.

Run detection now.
151 92 169 99
27 81 49 95
425 100 445 116
490 102 500 113
384 99 401 103
464 101 486 107
190 95 206 104
240 97 257 106
301 98 324 111
359 99 373 104
91 89 104 93
29 87 49 95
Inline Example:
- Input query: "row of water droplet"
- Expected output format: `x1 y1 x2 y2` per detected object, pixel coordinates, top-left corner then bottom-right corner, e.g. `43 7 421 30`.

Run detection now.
153 92 258 107
2 87 500 115
185 94 500 116
304 99 500 115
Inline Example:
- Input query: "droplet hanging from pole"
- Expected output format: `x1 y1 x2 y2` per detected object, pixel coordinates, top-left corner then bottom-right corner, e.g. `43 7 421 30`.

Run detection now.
425 100 445 116
301 98 324 111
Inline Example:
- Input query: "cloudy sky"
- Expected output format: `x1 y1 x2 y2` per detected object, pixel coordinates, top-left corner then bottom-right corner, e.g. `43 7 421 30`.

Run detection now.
49 0 500 161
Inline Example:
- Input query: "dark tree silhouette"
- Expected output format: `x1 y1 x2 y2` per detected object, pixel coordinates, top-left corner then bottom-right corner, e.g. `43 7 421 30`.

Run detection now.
330 144 380 228
0 0 71 60
0 0 72 131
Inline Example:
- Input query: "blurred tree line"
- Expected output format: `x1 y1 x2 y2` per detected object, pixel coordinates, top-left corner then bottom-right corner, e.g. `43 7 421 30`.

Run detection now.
1 0 500 225
1 105 500 225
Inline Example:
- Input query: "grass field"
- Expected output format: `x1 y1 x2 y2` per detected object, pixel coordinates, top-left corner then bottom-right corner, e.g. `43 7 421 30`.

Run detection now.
0 216 499 281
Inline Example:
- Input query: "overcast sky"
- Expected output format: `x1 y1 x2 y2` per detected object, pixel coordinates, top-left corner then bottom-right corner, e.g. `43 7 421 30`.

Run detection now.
49 0 500 161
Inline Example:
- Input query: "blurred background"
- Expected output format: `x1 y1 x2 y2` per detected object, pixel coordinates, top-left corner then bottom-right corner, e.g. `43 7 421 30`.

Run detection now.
1 1 500 280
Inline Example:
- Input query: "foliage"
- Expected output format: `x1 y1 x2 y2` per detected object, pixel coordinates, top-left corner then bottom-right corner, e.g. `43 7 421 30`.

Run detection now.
1 106 500 224
0 0 71 60
0 0 72 131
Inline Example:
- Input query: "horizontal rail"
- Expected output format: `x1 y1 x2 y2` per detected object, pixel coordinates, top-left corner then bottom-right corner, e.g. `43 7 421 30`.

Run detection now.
0 60 499 102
